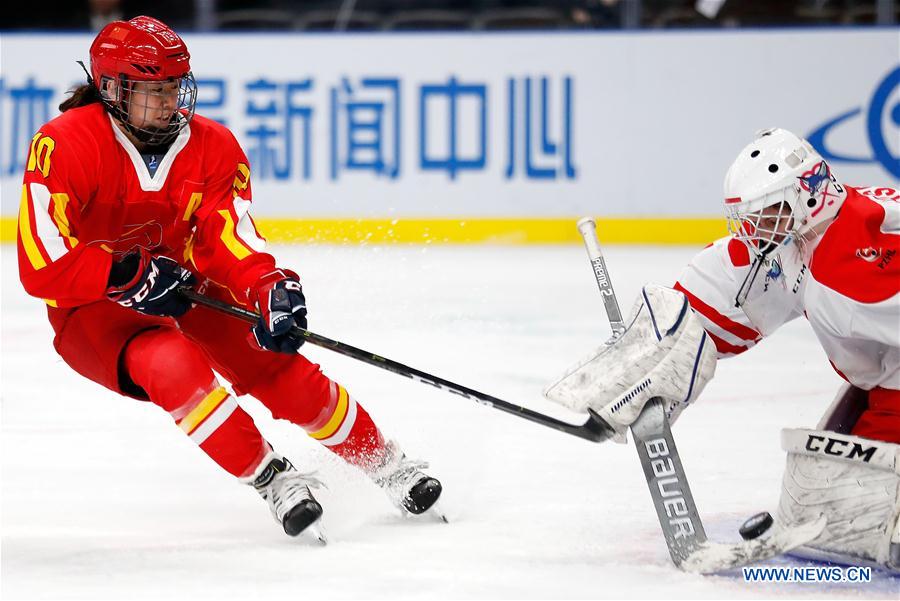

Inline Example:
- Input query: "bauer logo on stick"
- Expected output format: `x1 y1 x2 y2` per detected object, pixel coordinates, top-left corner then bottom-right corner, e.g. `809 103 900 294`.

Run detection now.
645 437 697 540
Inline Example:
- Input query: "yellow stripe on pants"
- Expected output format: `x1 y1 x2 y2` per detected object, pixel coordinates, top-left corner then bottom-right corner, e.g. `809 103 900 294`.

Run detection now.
309 386 349 441
178 387 229 436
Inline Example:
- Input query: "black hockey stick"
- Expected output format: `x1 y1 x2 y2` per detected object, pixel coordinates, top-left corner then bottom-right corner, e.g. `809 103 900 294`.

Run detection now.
179 287 614 443
576 218 825 573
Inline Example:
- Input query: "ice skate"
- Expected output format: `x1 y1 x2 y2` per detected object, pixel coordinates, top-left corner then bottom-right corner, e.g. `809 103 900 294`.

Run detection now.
370 441 446 522
251 456 327 543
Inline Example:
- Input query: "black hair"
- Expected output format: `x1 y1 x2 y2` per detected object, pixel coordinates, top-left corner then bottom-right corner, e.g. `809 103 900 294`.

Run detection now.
59 83 102 112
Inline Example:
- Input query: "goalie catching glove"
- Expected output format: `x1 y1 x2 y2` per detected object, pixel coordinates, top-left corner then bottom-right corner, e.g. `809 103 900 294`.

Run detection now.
543 284 717 441
249 269 308 354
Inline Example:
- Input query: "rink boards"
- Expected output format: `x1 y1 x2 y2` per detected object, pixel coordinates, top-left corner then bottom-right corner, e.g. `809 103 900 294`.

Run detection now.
0 28 896 243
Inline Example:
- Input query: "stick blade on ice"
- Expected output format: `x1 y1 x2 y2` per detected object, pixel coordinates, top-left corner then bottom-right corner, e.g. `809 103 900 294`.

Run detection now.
680 515 827 574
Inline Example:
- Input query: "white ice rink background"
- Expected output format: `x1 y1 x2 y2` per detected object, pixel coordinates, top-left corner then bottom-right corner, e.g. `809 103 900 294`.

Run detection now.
3 243 898 599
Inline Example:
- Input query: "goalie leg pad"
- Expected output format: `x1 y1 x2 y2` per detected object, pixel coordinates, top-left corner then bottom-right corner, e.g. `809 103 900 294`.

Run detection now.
543 284 717 436
778 428 900 570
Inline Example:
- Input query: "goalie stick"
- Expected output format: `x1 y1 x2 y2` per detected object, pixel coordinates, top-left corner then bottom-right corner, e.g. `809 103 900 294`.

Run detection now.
576 217 826 574
179 287 614 444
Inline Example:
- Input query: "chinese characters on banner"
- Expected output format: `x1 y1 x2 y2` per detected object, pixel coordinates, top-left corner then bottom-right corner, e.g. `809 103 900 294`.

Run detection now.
0 75 577 182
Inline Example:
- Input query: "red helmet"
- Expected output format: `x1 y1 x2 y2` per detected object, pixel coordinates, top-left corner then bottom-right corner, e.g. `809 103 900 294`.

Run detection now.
89 16 197 145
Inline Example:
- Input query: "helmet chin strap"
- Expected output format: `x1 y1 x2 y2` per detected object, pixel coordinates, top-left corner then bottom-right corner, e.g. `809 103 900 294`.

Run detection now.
797 218 836 246
734 217 835 309
735 231 795 308
127 117 180 146
113 102 182 147
97 72 189 147
757 240 780 256
734 255 766 308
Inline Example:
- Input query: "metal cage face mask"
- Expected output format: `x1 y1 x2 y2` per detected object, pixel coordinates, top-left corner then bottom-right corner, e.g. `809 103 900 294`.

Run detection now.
100 72 197 146
726 197 796 257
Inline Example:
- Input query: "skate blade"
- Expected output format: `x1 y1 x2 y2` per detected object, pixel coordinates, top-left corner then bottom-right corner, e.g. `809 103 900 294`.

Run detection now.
423 501 449 524
398 501 448 523
432 502 449 523
304 521 328 545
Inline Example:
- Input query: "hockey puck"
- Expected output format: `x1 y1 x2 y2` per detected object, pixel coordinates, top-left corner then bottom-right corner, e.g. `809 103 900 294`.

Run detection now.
739 511 774 540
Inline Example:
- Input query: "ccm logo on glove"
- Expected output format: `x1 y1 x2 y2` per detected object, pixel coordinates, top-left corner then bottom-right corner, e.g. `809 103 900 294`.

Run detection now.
120 262 160 305
106 251 195 317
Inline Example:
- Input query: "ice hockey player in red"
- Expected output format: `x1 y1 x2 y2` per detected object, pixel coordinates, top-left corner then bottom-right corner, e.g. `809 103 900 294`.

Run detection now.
17 16 443 539
544 128 899 570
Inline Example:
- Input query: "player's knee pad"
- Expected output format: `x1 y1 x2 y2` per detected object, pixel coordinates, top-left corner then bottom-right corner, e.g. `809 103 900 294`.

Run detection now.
778 428 900 571
124 327 217 411
543 284 717 438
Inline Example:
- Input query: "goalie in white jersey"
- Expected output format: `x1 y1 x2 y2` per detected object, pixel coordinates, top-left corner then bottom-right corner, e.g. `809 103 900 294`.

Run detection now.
546 128 899 570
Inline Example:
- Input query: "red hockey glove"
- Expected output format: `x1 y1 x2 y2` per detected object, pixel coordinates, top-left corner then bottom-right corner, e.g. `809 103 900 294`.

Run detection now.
249 269 307 353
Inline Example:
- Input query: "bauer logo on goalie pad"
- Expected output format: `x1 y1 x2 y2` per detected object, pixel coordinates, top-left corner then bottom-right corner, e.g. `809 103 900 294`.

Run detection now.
805 434 877 463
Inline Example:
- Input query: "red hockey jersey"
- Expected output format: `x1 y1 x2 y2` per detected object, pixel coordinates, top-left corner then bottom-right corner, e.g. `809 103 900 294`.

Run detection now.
676 186 900 391
17 103 275 308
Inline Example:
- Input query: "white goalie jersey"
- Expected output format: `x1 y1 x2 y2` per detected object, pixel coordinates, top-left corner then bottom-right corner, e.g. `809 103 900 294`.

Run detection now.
674 185 900 393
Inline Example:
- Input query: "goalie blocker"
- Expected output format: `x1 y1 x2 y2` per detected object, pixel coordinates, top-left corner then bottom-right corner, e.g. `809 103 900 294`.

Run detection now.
543 284 717 441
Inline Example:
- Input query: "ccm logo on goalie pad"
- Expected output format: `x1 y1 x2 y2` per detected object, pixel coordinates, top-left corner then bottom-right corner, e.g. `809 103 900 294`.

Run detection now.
646 438 697 540
805 434 877 463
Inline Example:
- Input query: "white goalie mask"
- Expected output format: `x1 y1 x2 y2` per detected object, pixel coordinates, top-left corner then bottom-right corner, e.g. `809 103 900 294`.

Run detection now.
723 128 847 257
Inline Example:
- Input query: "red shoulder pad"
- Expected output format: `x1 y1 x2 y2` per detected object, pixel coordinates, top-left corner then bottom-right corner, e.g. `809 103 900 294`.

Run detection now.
811 189 900 303
727 237 751 267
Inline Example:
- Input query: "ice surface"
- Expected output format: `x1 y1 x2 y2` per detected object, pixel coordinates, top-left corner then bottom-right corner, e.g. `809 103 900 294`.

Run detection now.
2 243 897 599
